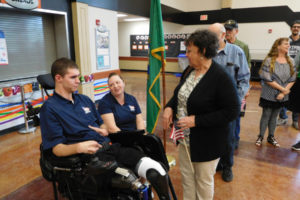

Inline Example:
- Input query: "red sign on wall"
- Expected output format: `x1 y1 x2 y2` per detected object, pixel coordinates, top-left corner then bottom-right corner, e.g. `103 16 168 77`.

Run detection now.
200 14 208 21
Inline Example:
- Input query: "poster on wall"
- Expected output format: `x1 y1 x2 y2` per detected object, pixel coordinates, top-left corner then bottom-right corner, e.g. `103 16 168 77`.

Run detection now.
130 35 149 57
0 80 43 132
95 21 110 70
0 30 8 65
130 33 190 57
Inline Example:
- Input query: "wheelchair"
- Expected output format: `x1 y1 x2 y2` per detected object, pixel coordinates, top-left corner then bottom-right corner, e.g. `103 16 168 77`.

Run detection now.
40 130 177 200
37 73 177 200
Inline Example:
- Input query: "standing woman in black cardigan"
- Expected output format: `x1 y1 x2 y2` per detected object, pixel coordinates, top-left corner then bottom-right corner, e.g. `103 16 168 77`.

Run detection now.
163 30 240 200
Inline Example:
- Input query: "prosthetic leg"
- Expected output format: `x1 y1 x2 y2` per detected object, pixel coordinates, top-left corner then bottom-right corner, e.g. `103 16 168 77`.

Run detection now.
137 157 171 200
87 142 148 197
87 156 146 192
112 167 145 192
146 169 171 200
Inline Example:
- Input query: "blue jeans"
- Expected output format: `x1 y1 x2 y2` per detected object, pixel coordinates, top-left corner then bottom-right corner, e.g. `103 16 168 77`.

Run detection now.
235 117 241 142
219 120 235 168
279 107 288 119
279 107 299 122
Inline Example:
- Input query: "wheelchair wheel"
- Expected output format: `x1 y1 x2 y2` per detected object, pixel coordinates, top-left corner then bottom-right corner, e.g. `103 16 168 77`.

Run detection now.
111 192 141 200
110 186 153 200
57 179 85 200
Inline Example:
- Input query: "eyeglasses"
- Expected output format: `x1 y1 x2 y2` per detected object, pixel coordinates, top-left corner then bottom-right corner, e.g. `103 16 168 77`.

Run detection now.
292 26 300 29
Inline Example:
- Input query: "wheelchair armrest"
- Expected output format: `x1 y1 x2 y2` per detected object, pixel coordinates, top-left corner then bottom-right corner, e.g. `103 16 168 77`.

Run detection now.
40 144 86 181
49 154 84 168
40 144 84 168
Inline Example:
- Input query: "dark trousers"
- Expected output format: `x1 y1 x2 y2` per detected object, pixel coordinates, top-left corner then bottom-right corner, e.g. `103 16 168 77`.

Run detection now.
95 143 144 169
235 116 241 141
219 120 236 168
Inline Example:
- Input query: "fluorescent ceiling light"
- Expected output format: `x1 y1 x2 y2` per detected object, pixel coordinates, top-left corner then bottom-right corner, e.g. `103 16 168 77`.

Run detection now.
123 18 148 22
117 14 127 17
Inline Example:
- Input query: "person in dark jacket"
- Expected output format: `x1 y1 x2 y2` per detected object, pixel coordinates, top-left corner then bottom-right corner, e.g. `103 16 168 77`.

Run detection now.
163 30 240 200
290 50 300 151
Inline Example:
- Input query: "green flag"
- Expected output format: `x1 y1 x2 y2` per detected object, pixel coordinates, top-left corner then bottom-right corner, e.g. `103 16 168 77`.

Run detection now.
147 0 165 133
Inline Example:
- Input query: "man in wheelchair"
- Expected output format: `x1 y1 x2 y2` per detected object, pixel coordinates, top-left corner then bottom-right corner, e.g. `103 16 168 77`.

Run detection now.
39 58 172 200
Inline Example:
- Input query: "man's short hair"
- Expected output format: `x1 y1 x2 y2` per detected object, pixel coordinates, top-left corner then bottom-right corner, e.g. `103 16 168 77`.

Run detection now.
291 20 300 27
108 72 124 82
51 58 79 80
224 19 238 30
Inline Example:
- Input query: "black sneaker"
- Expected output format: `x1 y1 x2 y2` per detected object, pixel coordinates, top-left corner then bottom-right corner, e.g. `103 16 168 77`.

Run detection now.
291 141 300 151
267 136 280 147
222 167 233 182
255 136 263 147
276 118 288 126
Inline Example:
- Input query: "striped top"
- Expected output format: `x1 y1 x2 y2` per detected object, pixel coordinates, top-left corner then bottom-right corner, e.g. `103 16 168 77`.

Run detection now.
260 57 296 102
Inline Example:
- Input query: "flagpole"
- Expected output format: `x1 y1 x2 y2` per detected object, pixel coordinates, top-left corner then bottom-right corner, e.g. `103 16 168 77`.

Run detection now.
183 138 195 174
161 51 167 151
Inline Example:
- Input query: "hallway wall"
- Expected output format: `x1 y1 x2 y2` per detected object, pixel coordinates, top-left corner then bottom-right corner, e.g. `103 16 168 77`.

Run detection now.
118 20 290 60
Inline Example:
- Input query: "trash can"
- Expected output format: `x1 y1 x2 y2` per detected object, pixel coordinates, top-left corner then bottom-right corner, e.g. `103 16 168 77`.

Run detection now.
178 54 189 71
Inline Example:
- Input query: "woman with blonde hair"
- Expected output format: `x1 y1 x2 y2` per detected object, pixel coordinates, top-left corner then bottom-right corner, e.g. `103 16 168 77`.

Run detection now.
256 37 296 147
97 73 145 133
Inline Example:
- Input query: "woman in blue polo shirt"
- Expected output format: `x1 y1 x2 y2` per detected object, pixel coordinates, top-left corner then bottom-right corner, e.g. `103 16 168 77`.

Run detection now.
98 73 145 133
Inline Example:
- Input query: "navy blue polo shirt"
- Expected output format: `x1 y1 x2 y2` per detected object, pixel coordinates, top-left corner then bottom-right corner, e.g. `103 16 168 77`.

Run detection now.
98 92 141 131
40 92 110 150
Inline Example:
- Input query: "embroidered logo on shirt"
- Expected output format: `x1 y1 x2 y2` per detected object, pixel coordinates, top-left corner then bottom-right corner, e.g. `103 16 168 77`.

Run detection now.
128 105 135 112
82 107 91 114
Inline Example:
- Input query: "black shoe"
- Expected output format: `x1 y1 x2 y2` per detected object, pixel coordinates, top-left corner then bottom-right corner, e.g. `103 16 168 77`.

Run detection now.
222 167 233 182
216 163 223 171
292 141 300 151
267 136 280 147
276 118 288 126
255 136 263 147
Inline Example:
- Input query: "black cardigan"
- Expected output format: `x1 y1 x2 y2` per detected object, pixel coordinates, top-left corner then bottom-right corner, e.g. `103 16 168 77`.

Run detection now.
166 60 240 162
